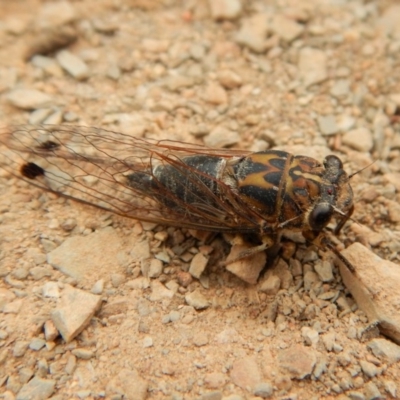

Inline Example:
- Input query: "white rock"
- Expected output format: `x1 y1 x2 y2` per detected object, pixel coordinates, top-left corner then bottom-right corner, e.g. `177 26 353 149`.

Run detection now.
204 82 228 105
208 0 242 20
56 50 89 80
278 344 317 379
260 275 281 295
367 338 400 364
149 281 174 302
51 285 102 342
236 14 270 53
339 243 400 344
342 127 373 152
16 377 56 400
37 1 76 29
298 47 327 87
185 290 210 310
7 89 53 110
42 282 60 298
47 228 126 285
189 253 209 279
225 243 266 284
106 369 148 400
330 79 351 98
270 15 304 42
317 115 338 136
301 327 319 346
204 126 240 148
217 69 243 89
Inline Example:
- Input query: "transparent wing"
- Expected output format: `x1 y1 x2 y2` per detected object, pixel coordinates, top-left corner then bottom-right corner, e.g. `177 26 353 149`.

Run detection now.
0 125 261 233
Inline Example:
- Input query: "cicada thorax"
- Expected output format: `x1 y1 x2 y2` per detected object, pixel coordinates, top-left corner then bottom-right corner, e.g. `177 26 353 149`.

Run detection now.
230 150 354 237
231 151 323 228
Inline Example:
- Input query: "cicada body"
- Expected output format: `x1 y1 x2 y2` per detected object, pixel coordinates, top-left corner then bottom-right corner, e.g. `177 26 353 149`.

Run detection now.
0 125 354 268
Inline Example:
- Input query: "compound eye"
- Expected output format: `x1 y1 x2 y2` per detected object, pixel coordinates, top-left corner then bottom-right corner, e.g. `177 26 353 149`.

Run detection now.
309 203 333 232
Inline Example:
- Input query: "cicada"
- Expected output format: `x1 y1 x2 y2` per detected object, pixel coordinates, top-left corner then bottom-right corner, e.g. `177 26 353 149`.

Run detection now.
0 125 355 272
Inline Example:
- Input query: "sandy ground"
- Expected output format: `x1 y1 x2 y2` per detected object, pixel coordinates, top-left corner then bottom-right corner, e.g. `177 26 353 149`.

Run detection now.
1 0 400 399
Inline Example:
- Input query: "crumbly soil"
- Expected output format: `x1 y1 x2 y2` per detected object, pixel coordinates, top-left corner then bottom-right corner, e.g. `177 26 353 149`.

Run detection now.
0 1 400 399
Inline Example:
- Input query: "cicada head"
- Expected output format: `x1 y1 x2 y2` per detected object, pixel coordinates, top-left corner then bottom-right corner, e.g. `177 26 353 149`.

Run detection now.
307 155 354 235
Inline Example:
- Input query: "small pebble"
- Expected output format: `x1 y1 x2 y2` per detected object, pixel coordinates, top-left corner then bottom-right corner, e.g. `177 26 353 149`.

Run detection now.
185 290 210 310
342 127 373 152
208 0 242 20
7 89 53 110
143 336 153 348
71 348 94 360
189 252 208 279
56 50 89 80
253 382 273 398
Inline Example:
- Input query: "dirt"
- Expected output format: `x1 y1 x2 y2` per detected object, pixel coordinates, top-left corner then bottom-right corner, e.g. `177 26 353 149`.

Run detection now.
0 0 400 399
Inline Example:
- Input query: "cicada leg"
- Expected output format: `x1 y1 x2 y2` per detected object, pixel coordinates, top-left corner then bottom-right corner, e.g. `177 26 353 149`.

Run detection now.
303 230 356 274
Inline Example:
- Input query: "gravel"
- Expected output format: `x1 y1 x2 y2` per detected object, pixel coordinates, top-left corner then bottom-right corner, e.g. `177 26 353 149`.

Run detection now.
1 1 400 399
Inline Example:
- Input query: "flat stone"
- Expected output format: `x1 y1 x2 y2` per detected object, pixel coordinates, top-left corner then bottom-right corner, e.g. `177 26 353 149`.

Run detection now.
270 15 304 42
164 75 196 91
339 243 400 344
204 82 228 105
47 228 126 285
16 376 55 400
189 252 209 279
37 1 76 28
360 360 379 378
235 14 270 53
44 320 58 341
317 115 338 136
3 299 23 314
130 238 151 261
91 279 104 295
13 341 29 357
299 47 327 87
278 344 317 379
217 70 243 89
260 275 281 295
367 338 400 364
330 79 351 98
56 50 89 80
342 127 373 152
208 0 242 20
42 282 60 298
71 348 94 360
149 281 174 302
106 368 148 400
51 284 102 342
205 372 227 389
376 5 400 36
337 114 356 131
230 356 262 390
225 243 266 284
29 338 46 351
31 55 63 76
314 260 334 282
7 89 53 110
0 67 17 92
185 290 210 310
204 126 240 148
253 382 273 398
301 327 319 346
141 258 163 278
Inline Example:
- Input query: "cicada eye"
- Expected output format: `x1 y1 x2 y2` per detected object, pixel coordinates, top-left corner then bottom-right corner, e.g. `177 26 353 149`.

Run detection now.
309 203 333 232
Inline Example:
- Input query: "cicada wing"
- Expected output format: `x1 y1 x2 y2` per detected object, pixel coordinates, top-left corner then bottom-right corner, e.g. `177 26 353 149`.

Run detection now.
0 125 260 233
